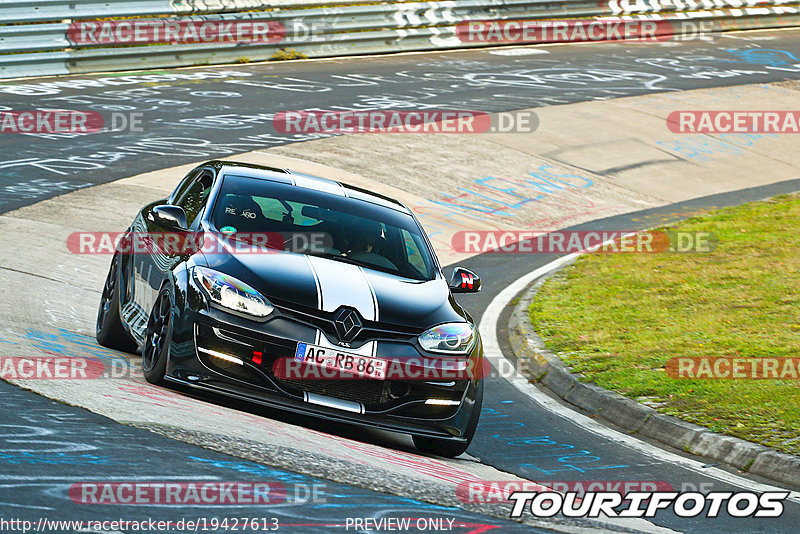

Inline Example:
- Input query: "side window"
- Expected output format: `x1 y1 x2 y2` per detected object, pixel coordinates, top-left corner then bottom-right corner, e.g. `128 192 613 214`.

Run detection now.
175 172 214 228
169 168 202 204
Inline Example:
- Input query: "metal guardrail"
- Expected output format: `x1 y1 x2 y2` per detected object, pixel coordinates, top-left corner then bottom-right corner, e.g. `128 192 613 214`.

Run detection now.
1 0 799 80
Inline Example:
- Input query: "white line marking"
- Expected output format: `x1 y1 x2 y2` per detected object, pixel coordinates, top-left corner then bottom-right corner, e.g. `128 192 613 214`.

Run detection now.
0 502 53 510
479 254 800 509
489 48 550 56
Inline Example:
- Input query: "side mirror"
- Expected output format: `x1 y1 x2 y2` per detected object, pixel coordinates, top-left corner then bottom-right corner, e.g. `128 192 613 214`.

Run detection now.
449 267 481 294
151 205 188 231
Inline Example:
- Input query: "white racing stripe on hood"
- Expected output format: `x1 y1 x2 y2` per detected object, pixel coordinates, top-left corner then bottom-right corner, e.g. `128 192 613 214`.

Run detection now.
306 256 378 357
304 255 324 345
358 266 380 323
304 255 323 310
307 256 377 319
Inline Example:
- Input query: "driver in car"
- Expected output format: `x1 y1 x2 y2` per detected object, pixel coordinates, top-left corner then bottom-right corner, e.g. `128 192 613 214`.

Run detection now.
346 222 397 270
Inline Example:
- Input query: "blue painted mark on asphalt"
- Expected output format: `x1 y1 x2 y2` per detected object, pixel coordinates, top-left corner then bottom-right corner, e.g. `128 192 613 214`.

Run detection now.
656 133 777 163
726 48 799 67
190 457 315 483
427 166 594 218
0 328 131 367
478 407 628 476
414 165 597 242
188 457 456 511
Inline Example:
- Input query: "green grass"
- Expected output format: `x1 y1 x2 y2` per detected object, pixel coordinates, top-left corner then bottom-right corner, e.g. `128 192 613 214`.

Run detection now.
269 48 308 61
529 193 800 455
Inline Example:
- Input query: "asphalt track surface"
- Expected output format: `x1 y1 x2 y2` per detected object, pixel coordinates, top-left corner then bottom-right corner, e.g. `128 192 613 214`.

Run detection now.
2 31 800 214
2 30 800 533
0 379 536 533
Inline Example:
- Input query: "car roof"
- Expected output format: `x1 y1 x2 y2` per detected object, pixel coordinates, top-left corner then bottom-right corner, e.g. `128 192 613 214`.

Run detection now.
206 160 410 214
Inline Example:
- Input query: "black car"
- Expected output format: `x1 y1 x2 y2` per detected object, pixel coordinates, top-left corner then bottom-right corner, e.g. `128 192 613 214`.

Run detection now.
96 160 484 457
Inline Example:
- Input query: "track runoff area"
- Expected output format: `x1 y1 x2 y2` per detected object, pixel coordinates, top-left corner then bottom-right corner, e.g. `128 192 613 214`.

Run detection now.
2 25 800 534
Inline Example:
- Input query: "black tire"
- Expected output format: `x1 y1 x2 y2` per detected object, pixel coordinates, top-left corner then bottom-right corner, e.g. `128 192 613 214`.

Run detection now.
413 380 484 458
142 288 173 385
96 254 138 353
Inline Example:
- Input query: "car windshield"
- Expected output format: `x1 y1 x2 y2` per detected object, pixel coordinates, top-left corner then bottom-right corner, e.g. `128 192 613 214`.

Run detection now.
210 174 436 281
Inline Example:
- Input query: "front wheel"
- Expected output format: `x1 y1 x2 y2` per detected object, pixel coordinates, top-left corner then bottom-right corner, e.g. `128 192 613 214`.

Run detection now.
142 288 173 385
413 381 484 458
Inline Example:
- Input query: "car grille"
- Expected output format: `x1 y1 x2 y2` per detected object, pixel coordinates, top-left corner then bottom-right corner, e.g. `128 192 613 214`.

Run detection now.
271 299 422 343
275 377 389 405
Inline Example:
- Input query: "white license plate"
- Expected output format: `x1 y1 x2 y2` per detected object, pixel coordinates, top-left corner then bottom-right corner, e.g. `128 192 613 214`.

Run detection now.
294 342 388 380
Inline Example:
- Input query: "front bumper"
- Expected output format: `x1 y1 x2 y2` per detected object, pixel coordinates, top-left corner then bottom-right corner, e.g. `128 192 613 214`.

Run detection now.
165 294 483 440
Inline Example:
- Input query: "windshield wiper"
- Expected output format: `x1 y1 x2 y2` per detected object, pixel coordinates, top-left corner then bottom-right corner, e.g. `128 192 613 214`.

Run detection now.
305 250 428 281
305 250 365 267
306 250 401 274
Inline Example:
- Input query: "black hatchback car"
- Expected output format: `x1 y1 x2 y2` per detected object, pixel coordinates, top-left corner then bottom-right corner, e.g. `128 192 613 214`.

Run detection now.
96 161 484 456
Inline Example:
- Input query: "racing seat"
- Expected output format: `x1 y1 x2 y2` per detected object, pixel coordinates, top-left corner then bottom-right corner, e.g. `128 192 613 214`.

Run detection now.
218 194 266 233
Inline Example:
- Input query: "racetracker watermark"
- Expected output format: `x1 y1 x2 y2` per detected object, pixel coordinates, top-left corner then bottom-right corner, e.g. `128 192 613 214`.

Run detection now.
508 490 788 518
271 354 491 381
0 356 140 380
667 357 800 379
451 231 717 254
1 356 102 380
668 111 800 134
66 231 334 255
68 20 330 45
272 110 538 134
0 110 143 134
456 19 713 44
0 517 279 533
68 482 320 505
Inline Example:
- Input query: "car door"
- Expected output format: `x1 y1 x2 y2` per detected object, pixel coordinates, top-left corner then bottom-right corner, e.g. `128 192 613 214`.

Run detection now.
131 167 216 330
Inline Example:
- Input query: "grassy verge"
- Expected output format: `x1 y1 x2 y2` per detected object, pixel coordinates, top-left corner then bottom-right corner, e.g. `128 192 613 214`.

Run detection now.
529 193 800 455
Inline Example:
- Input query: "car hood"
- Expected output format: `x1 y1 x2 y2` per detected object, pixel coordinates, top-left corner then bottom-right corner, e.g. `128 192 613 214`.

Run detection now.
201 246 465 329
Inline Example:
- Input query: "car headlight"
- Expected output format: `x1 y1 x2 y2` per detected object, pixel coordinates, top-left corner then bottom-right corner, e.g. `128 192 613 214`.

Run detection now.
418 322 476 354
192 266 274 318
